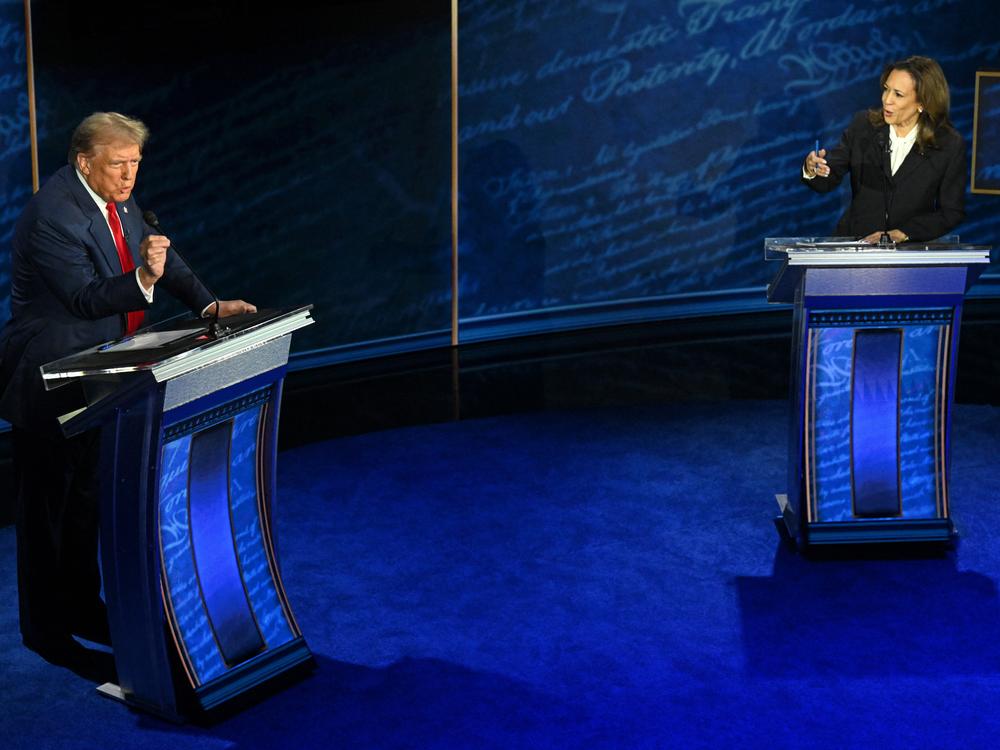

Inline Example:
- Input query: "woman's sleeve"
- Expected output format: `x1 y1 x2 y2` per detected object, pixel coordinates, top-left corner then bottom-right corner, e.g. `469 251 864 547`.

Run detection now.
801 113 860 194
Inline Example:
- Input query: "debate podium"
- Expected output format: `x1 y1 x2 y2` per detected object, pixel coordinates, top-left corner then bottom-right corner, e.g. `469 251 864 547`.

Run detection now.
766 238 992 548
41 306 315 720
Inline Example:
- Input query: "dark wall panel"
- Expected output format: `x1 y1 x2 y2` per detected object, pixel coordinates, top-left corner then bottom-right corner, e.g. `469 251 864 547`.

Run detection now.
0 0 32 334
5 1 1000 363
24 0 452 355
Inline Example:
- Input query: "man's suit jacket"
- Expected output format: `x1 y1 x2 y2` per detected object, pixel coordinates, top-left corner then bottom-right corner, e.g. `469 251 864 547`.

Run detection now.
0 165 215 433
803 110 966 242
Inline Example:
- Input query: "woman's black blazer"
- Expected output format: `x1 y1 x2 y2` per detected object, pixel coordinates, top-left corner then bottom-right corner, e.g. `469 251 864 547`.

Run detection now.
803 110 966 242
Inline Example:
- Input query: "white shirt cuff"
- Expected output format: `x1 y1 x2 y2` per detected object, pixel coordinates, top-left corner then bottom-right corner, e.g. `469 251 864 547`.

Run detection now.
802 165 817 180
135 269 154 303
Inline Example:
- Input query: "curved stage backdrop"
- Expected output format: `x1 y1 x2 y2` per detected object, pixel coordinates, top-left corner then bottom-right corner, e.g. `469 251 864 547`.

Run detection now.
1 0 999 364
457 0 1000 339
0 0 32 325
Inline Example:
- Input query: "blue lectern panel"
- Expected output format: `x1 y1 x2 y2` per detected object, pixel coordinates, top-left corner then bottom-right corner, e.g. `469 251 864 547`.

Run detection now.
160 435 228 684
230 409 296 647
810 326 853 522
900 325 943 518
189 422 266 666
809 316 946 523
159 392 302 689
851 330 902 517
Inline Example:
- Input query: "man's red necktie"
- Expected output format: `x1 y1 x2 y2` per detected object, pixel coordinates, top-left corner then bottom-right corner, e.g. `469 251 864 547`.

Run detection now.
106 201 144 335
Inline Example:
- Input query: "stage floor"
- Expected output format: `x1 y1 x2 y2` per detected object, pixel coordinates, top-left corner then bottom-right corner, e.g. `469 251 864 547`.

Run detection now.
3 399 1000 748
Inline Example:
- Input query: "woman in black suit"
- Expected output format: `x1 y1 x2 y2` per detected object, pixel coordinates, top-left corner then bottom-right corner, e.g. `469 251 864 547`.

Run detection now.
803 55 966 243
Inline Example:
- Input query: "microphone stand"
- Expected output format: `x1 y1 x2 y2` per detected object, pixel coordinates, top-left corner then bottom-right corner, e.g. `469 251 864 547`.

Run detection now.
142 211 230 338
877 131 896 248
878 173 895 247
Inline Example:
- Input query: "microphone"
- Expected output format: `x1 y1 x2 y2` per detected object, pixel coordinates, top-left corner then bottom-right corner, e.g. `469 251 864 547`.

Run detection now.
873 131 895 247
142 210 228 337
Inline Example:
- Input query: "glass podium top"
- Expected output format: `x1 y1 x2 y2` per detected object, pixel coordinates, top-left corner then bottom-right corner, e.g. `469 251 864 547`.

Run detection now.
41 305 314 384
765 236 992 265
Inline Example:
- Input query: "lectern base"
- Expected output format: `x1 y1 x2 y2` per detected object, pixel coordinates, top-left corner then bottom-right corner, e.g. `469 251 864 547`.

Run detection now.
775 493 797 539
774 494 957 549
96 682 124 701
95 681 186 724
95 639 315 723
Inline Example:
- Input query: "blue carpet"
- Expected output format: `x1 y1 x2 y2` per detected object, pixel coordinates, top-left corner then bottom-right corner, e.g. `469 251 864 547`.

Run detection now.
3 400 1000 748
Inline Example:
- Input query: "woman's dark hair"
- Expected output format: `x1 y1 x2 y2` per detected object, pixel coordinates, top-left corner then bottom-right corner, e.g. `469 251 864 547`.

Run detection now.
867 55 954 152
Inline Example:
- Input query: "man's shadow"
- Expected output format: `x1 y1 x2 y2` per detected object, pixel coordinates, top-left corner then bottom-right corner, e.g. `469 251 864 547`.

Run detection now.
134 655 583 749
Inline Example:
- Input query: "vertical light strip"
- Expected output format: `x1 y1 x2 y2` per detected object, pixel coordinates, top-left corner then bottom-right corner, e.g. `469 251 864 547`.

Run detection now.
938 324 952 517
450 0 459 346
805 328 817 523
933 326 944 516
23 0 38 192
971 72 982 193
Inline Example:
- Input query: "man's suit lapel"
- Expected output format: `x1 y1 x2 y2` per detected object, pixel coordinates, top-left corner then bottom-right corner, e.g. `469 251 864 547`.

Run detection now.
63 167 124 277
86 215 123 277
115 201 144 268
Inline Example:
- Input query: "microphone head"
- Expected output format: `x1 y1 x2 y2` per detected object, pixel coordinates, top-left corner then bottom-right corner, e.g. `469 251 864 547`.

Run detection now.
142 210 161 230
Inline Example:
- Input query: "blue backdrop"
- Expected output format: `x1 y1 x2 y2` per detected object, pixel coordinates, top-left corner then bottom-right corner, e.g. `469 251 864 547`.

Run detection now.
458 0 1000 340
1 1 999 363
18 1 453 360
0 0 32 332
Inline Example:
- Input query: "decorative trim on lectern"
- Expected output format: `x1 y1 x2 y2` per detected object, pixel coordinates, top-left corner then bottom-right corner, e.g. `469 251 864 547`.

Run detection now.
805 328 818 525
164 388 272 440
809 309 953 327
935 325 951 518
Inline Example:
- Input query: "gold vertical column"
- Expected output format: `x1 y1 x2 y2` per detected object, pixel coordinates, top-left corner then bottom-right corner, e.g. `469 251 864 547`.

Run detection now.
450 0 461 420
23 0 39 192
450 0 459 347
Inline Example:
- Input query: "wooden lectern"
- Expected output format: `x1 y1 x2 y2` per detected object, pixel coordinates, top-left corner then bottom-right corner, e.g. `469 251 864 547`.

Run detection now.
41 306 315 720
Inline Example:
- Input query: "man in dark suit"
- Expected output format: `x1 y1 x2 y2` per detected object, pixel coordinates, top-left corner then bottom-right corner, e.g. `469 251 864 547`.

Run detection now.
0 112 255 680
802 55 966 244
